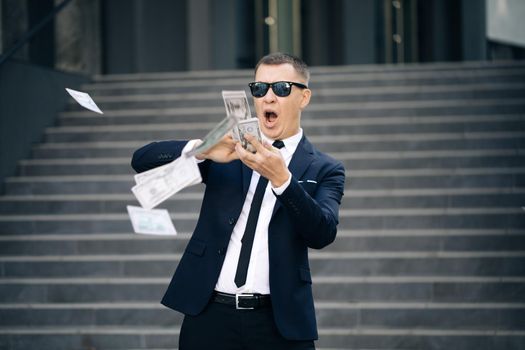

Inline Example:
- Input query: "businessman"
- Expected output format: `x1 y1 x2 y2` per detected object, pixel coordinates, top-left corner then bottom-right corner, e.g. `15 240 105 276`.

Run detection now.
131 53 345 350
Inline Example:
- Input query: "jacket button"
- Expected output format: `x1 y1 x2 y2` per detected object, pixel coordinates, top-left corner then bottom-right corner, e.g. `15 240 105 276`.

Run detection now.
228 217 236 225
218 248 226 255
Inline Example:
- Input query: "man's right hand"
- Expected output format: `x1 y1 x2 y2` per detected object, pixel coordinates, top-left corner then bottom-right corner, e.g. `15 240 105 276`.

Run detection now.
195 134 239 163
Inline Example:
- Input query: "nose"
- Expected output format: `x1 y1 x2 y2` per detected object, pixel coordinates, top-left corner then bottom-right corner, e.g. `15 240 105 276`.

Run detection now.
262 86 277 103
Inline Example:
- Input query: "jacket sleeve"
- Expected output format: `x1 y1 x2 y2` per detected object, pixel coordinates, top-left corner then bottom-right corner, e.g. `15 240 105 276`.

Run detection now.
276 160 345 249
131 140 188 173
130 140 211 183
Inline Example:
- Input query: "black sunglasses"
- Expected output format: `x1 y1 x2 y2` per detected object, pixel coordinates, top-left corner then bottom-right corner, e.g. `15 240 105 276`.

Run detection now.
248 81 308 98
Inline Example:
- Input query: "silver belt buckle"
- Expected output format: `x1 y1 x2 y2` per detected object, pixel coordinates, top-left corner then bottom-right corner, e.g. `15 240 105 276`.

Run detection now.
235 293 255 310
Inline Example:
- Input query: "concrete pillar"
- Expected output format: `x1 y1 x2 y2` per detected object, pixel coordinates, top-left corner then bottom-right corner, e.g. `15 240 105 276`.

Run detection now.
187 0 211 70
461 0 487 61
302 0 330 65
1 0 29 61
211 0 236 69
274 0 294 55
135 0 187 72
0 0 3 53
417 0 462 62
103 0 187 74
54 0 102 75
27 0 55 67
101 0 136 73
341 0 378 64
235 0 256 68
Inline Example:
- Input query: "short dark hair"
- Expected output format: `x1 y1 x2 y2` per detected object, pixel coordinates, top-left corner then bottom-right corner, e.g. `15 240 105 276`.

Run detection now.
255 52 310 84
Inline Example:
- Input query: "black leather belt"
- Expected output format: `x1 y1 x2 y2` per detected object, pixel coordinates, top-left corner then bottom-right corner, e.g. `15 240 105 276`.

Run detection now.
212 291 271 310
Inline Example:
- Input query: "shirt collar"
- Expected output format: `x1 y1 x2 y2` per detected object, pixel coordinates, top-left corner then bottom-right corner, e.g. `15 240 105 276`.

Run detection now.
262 128 303 156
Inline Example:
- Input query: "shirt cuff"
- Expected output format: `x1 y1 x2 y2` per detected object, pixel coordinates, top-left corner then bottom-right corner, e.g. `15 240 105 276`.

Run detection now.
182 139 205 163
271 171 292 195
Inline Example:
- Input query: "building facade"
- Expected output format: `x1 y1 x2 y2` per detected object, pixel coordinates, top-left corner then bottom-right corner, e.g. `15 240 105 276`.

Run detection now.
0 0 524 74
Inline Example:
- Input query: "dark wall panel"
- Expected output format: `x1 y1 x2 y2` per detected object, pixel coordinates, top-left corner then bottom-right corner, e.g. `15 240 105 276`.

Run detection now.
0 61 88 191
102 0 136 73
103 0 187 74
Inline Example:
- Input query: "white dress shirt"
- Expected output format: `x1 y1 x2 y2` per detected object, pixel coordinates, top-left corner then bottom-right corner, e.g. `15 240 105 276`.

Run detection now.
214 129 303 295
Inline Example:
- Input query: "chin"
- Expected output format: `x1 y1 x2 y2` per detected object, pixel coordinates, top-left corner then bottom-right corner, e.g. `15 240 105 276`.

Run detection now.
263 129 280 140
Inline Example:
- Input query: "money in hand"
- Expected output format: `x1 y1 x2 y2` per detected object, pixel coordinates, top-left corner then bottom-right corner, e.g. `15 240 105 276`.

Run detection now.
127 205 177 235
185 115 239 157
222 90 252 142
222 90 251 120
221 90 262 153
237 118 262 153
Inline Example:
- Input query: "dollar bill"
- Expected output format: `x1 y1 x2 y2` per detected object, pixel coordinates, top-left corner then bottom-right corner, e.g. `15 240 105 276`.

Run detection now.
237 118 262 153
185 114 239 157
222 90 251 120
133 156 183 186
127 205 177 235
230 123 241 142
132 155 201 210
65 88 103 114
222 90 252 143
134 162 165 185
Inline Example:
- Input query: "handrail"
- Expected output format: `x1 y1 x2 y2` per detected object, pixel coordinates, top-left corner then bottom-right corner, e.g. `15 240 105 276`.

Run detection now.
0 0 74 67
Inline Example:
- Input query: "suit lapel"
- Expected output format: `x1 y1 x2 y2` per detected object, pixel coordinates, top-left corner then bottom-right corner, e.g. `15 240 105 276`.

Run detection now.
288 135 315 182
271 135 315 217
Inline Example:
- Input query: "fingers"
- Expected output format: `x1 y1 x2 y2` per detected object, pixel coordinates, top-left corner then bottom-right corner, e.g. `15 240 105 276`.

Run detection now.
225 151 239 163
259 137 281 154
262 140 274 150
235 142 255 164
222 134 236 146
244 134 276 155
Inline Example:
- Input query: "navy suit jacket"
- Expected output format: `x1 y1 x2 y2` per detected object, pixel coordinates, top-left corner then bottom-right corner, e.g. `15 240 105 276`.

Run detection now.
131 135 345 341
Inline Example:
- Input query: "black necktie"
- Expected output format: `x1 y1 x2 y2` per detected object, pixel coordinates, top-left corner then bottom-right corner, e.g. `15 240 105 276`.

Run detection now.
234 140 285 288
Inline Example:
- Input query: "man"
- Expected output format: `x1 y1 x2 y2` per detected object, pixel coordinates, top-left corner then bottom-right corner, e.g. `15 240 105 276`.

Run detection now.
131 53 345 349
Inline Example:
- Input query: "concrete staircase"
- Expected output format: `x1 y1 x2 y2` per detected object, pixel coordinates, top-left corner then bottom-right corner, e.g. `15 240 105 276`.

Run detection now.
1 61 525 350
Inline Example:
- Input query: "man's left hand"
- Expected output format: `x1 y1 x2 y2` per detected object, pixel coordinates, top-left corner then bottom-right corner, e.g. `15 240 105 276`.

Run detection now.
236 134 291 188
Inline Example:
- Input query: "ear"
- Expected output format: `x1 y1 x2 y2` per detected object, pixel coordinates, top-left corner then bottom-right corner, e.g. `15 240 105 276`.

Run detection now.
299 88 312 110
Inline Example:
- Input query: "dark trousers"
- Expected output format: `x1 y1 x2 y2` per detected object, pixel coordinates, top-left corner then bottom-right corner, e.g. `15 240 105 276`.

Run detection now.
179 300 316 350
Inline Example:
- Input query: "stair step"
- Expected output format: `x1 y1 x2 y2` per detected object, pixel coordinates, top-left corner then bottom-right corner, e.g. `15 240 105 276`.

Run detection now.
31 132 525 158
1 251 524 278
45 116 525 143
83 67 525 95
0 207 523 234
0 326 524 350
58 100 525 125
63 83 525 112
1 188 524 214
1 230 524 254
0 301 523 329
2 275 524 303
16 149 525 175
4 167 525 195
76 81 525 101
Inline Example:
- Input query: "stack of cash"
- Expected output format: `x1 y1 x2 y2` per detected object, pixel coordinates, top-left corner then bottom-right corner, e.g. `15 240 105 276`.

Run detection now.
222 90 262 152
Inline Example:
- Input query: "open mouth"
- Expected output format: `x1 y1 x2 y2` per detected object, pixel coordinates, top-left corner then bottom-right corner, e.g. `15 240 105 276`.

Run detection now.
264 111 278 125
